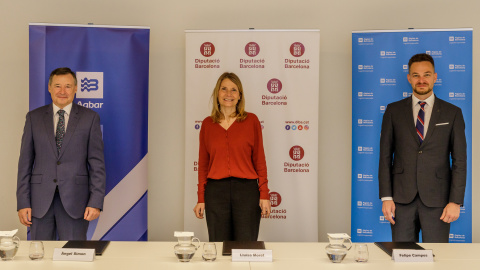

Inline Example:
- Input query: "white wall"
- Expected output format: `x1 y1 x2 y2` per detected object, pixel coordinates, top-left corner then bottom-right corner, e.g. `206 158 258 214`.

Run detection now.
0 0 478 242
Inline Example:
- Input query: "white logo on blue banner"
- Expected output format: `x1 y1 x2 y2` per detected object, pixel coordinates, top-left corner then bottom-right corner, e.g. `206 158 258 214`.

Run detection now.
352 29 472 243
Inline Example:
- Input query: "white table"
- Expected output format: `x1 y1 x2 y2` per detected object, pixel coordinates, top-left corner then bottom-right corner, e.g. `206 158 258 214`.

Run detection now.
2 241 479 269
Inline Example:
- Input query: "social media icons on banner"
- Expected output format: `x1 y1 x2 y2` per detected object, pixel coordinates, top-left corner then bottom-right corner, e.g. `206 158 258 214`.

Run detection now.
284 120 310 132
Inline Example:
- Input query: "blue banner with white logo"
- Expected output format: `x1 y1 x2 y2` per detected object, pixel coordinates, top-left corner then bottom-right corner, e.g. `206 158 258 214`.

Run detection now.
29 24 150 241
352 29 472 243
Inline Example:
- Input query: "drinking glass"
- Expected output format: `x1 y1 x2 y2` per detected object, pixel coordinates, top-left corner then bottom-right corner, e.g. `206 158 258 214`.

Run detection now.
29 241 44 260
354 243 369 262
202 242 216 261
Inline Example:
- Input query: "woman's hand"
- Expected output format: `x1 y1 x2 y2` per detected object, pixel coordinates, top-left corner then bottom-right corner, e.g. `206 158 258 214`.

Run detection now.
193 203 205 219
259 199 271 218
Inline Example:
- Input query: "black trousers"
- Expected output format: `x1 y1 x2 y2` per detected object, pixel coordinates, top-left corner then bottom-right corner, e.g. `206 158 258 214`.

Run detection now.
391 195 450 243
205 177 261 242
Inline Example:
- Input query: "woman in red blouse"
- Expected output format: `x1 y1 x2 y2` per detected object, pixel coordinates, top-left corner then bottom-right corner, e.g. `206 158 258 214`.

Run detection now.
193 72 271 241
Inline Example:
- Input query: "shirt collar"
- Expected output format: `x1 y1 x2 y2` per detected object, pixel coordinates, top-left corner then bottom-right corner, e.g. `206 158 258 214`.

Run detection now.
412 93 435 108
53 103 73 116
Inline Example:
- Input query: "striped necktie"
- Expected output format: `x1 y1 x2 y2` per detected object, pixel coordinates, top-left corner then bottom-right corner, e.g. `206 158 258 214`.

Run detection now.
56 109 66 153
416 101 426 144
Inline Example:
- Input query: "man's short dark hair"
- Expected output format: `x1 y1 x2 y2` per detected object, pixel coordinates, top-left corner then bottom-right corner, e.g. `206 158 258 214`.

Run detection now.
408 53 435 71
48 67 77 85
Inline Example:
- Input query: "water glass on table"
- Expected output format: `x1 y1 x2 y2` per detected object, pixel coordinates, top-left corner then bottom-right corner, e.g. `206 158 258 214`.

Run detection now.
202 242 217 261
354 243 369 262
29 241 44 260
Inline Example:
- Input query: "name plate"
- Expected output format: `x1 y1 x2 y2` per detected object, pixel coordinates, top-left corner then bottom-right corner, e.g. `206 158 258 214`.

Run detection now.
232 249 272 262
392 249 434 262
53 248 95 262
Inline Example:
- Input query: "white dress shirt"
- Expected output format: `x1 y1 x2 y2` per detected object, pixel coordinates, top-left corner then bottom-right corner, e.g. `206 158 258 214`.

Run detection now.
53 103 73 134
412 93 435 137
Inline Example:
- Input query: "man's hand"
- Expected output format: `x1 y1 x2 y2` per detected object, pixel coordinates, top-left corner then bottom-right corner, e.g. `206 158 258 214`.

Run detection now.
18 208 32 227
193 203 205 219
84 207 101 221
382 200 396 225
440 202 461 223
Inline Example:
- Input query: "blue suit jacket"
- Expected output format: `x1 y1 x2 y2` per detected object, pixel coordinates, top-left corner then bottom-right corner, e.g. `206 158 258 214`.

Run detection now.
17 103 106 219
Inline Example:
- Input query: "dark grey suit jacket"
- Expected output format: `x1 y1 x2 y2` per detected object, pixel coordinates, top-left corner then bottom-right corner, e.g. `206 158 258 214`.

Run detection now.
17 103 106 219
378 95 467 207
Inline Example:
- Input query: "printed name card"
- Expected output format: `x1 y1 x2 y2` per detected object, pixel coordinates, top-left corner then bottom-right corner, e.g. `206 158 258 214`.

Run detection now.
232 249 273 262
53 248 95 262
392 249 434 262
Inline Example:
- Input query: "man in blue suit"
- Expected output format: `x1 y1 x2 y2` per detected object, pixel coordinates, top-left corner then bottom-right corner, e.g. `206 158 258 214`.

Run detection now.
17 67 105 240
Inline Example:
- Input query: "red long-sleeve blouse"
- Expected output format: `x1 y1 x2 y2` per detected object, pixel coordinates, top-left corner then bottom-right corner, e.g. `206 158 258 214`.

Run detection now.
197 113 269 203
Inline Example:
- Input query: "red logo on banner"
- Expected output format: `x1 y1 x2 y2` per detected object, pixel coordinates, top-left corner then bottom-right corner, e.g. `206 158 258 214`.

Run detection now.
289 145 305 161
267 78 282 94
200 42 215 57
270 192 282 207
290 42 305 57
245 42 260 57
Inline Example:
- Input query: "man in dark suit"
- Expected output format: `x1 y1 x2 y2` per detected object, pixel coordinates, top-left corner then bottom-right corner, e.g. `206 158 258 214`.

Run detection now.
17 67 105 240
379 53 467 243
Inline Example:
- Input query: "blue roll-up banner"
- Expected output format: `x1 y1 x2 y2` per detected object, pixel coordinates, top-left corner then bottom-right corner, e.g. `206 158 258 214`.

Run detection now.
29 23 150 241
352 29 472 243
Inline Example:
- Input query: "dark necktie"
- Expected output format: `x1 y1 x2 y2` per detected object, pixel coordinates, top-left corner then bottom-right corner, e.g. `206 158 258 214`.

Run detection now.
416 101 426 144
56 110 66 153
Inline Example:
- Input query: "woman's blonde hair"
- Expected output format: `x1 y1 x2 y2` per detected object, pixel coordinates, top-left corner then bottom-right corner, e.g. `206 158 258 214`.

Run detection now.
210 72 247 123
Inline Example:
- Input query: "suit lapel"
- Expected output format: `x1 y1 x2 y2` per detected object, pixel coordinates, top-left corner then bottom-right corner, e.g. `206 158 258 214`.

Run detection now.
403 97 421 146
58 104 80 159
43 104 58 158
422 96 441 146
